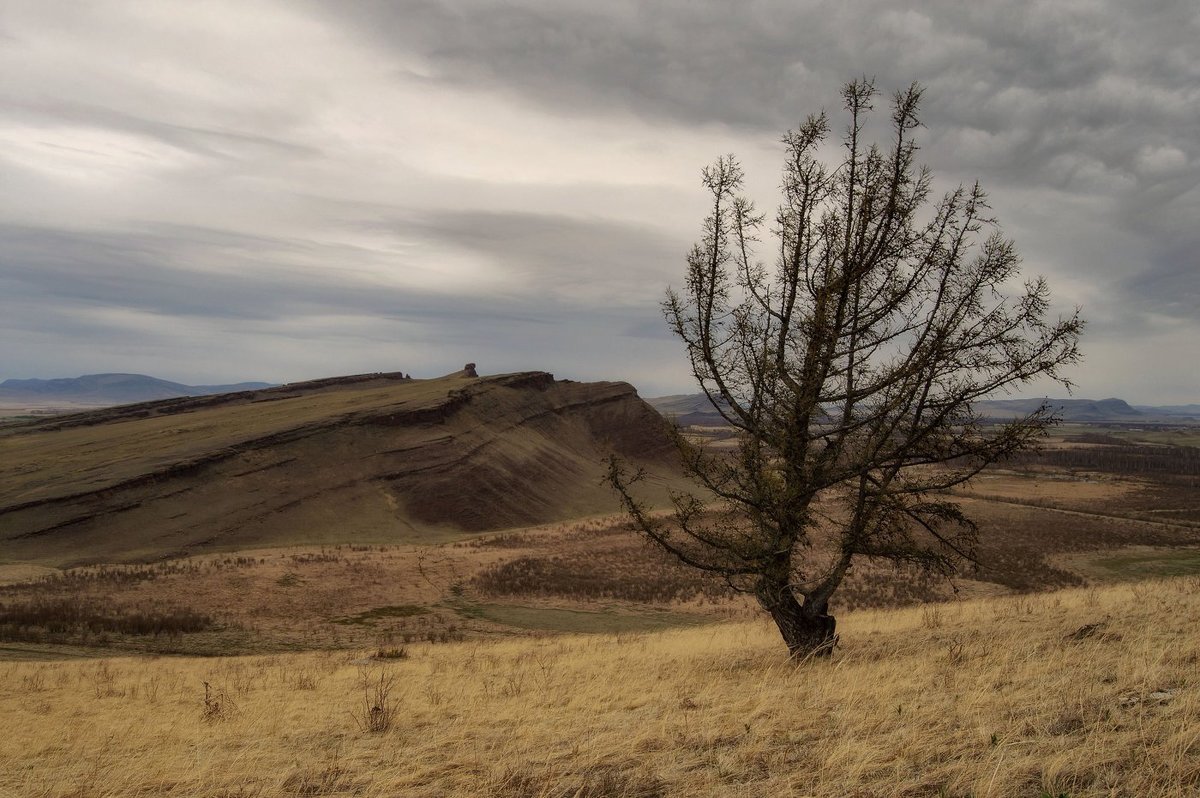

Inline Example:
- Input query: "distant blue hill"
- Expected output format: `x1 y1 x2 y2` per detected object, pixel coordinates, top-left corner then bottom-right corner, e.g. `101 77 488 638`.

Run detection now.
973 397 1145 422
0 373 275 405
646 393 1198 425
1135 404 1200 416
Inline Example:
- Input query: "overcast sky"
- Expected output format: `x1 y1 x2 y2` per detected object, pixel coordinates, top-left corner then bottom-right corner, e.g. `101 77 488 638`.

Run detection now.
1 1 1197 402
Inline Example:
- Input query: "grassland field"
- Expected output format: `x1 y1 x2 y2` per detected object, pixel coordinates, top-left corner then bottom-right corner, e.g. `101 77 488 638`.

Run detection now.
3 577 1199 797
2 411 1199 796
2 427 1200 659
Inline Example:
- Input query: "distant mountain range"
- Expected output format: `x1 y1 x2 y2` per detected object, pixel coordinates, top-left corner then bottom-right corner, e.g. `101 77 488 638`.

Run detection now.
0 373 275 406
646 393 1200 425
971 397 1194 423
7 374 1197 424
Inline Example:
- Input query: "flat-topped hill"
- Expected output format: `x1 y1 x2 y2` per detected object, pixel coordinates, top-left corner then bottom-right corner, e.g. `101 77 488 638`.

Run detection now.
0 371 681 565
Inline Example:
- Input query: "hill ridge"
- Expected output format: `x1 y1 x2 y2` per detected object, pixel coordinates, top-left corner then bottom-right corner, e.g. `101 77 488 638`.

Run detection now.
0 371 682 565
0 372 275 405
2 371 418 432
647 392 1200 424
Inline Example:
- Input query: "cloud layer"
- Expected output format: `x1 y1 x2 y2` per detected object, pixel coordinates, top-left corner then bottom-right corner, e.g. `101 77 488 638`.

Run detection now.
2 1 1197 400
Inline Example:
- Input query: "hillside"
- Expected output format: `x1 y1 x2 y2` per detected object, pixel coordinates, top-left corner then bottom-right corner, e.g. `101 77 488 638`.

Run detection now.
0 370 681 565
3 576 1197 797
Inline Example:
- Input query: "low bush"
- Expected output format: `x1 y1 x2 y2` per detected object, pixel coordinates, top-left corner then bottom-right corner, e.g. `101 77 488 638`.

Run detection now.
0 596 213 640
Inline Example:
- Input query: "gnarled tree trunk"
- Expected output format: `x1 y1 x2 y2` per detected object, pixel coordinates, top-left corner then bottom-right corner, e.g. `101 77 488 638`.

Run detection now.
756 576 837 658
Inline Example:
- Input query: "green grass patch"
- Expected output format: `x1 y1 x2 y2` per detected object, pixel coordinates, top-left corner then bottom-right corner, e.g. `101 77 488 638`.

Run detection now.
333 604 429 625
1085 548 1200 580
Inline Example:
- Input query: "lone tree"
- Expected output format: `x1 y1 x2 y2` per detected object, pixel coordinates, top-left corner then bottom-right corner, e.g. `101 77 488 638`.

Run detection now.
609 79 1082 658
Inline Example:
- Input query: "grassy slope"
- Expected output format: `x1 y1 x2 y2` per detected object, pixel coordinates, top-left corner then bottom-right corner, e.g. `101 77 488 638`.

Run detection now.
0 375 470 565
1 470 1197 658
0 378 458 505
0 372 685 565
3 577 1198 797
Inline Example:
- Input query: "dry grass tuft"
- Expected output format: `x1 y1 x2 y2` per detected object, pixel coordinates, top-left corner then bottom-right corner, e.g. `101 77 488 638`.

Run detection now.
202 680 237 722
281 754 360 796
353 670 398 734
487 763 665 797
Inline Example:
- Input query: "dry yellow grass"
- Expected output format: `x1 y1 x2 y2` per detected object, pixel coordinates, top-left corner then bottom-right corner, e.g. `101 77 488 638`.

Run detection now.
0 377 462 505
3 576 1198 797
955 471 1137 507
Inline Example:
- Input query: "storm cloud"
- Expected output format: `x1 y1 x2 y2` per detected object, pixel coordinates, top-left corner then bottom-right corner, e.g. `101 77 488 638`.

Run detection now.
2 1 1197 400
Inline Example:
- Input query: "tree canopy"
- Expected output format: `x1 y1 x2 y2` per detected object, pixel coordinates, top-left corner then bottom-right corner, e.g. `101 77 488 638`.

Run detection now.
609 79 1083 657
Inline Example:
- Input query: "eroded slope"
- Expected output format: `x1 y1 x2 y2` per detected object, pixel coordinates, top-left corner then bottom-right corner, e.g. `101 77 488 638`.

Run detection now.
0 371 680 564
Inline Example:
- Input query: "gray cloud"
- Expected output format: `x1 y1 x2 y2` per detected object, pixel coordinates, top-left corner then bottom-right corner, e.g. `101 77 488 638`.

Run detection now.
316 2 1199 135
316 1 1200 321
4 98 321 164
1 1 1198 401
396 209 682 299
0 216 674 323
0 213 685 390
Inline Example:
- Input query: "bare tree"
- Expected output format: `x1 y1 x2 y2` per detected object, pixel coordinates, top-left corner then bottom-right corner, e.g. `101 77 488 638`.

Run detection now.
609 79 1082 658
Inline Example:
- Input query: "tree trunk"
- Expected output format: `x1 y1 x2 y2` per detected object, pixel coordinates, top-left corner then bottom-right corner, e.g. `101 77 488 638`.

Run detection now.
756 578 837 658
